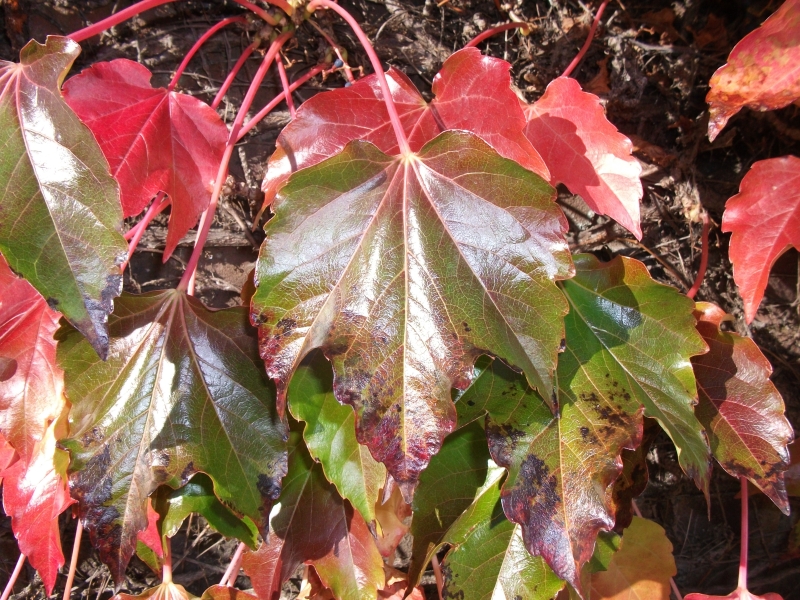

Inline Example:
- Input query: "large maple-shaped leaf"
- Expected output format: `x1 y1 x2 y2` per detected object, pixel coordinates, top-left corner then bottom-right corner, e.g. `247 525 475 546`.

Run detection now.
721 156 800 323
0 254 62 461
523 77 643 238
260 47 549 204
590 517 676 600
241 431 384 600
0 36 126 358
692 302 793 513
287 352 385 524
63 58 228 259
252 131 571 498
440 465 566 600
706 0 800 141
1 406 74 595
58 291 288 584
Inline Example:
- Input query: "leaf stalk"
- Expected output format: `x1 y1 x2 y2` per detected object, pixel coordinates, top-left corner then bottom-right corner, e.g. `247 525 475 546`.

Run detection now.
62 519 83 600
464 22 532 48
561 0 611 78
0 554 25 600
686 212 710 300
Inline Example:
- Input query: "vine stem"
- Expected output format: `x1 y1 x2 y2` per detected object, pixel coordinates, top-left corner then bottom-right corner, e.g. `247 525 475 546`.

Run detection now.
62 520 84 600
213 40 260 110
307 0 411 155
686 212 710 300
219 542 246 586
178 31 293 293
162 537 173 584
0 554 25 600
464 22 531 48
123 193 170 271
276 55 297 119
561 0 611 78
69 0 277 43
168 16 247 91
738 477 749 591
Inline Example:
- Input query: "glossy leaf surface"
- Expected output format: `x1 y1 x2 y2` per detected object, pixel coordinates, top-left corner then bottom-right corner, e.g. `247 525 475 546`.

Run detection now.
721 156 800 323
0 37 126 358
241 432 384 600
161 473 259 547
706 0 800 140
287 352 385 523
590 517 676 600
440 465 566 600
692 302 792 513
59 291 287 583
261 47 548 203
63 58 228 259
0 254 62 461
523 77 643 239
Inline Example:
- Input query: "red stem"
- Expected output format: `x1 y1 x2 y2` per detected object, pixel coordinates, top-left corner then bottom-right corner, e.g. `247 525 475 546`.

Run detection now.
738 477 749 591
162 537 173 584
262 0 295 16
561 0 611 78
69 0 277 43
686 212 710 300
0 554 25 600
276 55 297 118
179 32 293 293
213 40 260 110
464 22 531 48
62 520 83 600
431 554 444 600
168 16 247 91
123 194 170 271
239 62 327 140
307 0 411 155
220 542 246 586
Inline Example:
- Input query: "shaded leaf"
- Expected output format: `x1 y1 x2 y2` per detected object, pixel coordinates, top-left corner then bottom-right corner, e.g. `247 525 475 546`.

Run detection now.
160 473 259 548
720 156 800 323
609 419 657 531
440 465 566 600
374 481 411 558
59 291 287 584
523 77 643 239
406 421 491 587
200 586 258 600
261 47 548 204
706 0 800 140
0 254 62 462
692 302 793 513
586 532 621 574
590 517 676 600
287 352 385 523
0 37 126 359
685 592 783 600
63 59 228 259
135 540 162 575
377 566 425 600
784 440 800 497
241 431 384 600
252 130 571 498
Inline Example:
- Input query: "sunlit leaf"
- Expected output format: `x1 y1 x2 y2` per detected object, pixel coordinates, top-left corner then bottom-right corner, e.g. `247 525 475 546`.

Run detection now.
252 130 571 498
0 36 126 358
374 481 411 558
63 59 228 260
200 586 258 600
692 302 792 513
586 531 620 574
114 582 196 600
137 498 163 559
59 291 287 583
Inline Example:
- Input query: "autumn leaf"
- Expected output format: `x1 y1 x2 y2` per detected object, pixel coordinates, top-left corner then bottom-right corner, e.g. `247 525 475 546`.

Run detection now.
0 432 15 475
523 77 643 239
721 156 800 323
287 352 386 524
200 586 258 600
590 516 676 600
241 430 384 600
137 498 164 559
63 58 229 259
115 582 196 600
609 420 657 531
685 590 784 600
692 302 793 513
59 291 288 583
0 37 126 358
252 130 571 498
260 47 548 204
374 482 411 558
706 0 800 141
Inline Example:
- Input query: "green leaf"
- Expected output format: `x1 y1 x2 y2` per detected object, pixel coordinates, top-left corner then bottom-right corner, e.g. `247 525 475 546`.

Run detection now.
407 421 491 587
559 254 710 493
241 430 384 600
0 37 126 359
287 352 386 523
58 291 288 584
160 473 259 548
252 130 572 497
135 541 161 575
586 532 621 574
440 465 566 600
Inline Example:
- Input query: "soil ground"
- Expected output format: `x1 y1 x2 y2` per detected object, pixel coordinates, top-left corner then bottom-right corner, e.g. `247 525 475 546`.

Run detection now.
1 0 799 598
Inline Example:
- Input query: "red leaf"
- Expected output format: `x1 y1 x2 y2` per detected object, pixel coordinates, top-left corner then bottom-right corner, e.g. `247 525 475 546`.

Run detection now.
0 431 16 476
692 303 793 513
62 59 228 259
261 47 548 204
137 499 164 559
523 77 643 238
0 255 63 462
685 591 784 600
706 0 800 141
721 156 800 322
